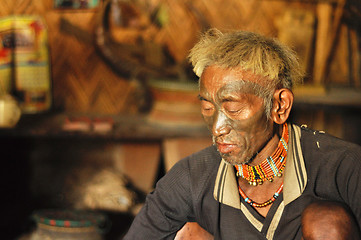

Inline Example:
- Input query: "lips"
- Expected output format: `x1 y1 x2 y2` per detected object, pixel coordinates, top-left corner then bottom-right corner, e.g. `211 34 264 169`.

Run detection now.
216 142 237 154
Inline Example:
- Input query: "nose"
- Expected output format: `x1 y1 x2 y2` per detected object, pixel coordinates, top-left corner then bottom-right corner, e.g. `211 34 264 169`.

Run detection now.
212 111 231 137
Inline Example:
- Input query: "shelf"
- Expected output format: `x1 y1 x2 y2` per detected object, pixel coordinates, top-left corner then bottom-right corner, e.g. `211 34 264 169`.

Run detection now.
0 112 210 141
293 86 361 109
1 87 360 140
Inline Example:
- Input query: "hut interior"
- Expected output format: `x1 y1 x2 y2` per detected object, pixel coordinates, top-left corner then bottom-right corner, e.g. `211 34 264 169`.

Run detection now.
0 0 360 239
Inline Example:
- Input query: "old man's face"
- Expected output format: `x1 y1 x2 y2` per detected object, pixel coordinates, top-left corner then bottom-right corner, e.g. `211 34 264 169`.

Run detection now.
199 65 274 165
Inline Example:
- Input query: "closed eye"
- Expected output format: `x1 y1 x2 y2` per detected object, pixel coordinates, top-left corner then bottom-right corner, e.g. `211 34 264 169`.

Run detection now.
201 101 214 110
223 102 246 115
199 97 215 116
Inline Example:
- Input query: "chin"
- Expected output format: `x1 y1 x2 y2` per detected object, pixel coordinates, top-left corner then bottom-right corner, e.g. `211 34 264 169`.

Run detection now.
215 143 254 165
221 153 250 165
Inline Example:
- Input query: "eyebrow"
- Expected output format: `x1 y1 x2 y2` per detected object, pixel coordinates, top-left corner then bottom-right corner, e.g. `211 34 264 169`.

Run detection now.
198 93 242 103
221 96 239 102
197 94 208 101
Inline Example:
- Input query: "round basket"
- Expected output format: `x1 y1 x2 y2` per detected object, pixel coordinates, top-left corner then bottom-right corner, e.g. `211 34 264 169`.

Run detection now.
31 209 108 240
147 79 204 127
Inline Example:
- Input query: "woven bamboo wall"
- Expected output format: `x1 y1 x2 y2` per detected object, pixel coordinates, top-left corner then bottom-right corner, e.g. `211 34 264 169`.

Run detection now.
0 0 359 114
0 0 135 114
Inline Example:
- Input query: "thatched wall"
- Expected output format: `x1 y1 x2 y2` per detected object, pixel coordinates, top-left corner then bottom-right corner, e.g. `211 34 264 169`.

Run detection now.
1 0 359 114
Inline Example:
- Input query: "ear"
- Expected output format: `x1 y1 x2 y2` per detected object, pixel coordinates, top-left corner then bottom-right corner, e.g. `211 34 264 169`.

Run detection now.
271 88 294 125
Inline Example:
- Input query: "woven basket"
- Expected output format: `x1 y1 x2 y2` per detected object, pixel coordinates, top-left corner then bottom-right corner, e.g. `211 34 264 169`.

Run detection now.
30 209 108 240
147 79 204 127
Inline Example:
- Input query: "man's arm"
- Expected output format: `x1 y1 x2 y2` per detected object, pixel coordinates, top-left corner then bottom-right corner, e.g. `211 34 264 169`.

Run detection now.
336 146 361 230
123 158 195 240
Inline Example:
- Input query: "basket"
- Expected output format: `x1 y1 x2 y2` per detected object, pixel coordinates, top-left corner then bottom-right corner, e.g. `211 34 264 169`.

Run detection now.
30 209 109 240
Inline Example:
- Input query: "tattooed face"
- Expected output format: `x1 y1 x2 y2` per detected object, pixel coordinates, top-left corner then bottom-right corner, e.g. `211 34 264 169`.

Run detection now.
199 65 274 165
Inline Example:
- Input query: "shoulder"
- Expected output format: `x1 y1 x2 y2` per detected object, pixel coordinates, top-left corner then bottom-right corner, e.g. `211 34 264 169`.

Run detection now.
300 125 361 154
170 145 221 174
299 125 361 166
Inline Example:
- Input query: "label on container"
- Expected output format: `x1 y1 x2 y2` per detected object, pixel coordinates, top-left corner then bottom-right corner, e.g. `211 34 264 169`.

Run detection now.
0 15 52 113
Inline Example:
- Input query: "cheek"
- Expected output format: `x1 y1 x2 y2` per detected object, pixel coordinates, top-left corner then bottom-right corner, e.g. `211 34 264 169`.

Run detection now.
203 115 214 130
231 111 269 139
231 119 253 134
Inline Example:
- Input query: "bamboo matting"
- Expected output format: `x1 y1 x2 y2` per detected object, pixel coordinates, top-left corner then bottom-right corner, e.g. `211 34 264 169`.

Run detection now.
0 0 358 114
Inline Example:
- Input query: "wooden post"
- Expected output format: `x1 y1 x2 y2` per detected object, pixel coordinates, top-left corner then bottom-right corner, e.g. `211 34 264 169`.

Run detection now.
314 0 347 85
314 2 333 85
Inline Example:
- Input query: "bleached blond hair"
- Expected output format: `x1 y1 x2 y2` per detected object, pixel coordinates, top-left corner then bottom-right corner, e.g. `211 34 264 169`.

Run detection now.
188 28 304 90
188 28 304 117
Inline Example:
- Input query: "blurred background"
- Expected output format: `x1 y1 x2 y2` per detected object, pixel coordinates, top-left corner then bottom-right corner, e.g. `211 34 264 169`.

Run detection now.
0 0 360 239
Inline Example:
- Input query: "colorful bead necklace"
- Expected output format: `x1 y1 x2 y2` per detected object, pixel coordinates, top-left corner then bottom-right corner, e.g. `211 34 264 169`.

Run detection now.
235 123 289 186
238 183 283 208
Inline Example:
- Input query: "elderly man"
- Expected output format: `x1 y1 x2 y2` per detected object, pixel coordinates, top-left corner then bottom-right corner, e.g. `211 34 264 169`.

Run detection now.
124 29 361 239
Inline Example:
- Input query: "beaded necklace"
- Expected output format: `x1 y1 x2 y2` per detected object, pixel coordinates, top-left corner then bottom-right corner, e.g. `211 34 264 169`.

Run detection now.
235 123 289 186
238 183 283 208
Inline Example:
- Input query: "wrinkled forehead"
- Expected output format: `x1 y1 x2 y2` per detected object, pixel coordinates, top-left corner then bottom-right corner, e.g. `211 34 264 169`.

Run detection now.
217 80 262 96
199 65 271 96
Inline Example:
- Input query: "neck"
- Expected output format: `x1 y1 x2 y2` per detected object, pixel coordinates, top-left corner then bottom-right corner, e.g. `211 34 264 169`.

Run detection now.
248 124 281 166
235 123 288 186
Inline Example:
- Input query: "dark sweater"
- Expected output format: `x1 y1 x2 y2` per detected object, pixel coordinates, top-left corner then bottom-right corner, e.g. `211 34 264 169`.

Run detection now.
124 125 361 239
